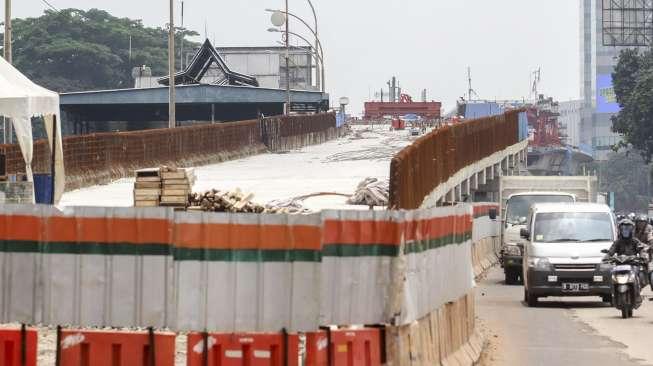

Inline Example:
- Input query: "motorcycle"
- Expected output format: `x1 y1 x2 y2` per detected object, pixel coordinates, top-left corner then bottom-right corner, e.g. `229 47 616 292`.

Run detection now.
601 250 648 319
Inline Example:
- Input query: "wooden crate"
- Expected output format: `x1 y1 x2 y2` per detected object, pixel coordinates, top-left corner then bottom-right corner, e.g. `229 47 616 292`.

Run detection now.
134 168 162 207
134 200 160 207
135 168 160 178
135 181 162 189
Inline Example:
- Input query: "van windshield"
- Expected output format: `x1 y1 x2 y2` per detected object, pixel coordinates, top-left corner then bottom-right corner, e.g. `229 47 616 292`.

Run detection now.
533 212 614 243
505 195 574 224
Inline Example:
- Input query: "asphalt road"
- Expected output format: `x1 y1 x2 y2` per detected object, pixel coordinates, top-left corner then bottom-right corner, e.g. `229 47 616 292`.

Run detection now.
476 267 651 366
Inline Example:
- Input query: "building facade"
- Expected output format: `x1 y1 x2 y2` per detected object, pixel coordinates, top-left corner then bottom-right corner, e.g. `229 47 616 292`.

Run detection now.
579 0 651 160
559 100 583 148
135 45 316 92
216 46 315 91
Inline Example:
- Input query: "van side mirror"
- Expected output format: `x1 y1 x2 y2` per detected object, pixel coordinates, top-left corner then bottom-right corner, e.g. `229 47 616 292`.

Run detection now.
489 208 498 220
601 249 609 254
520 228 530 239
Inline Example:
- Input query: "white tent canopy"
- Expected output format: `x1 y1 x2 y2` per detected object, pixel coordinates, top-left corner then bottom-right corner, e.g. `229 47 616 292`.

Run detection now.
0 56 65 204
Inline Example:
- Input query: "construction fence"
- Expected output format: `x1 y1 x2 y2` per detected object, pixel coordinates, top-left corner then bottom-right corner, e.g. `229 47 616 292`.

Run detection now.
0 113 337 190
0 203 480 333
389 110 522 210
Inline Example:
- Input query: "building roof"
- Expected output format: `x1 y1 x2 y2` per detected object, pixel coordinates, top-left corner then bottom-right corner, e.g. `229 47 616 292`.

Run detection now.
60 84 327 105
158 39 259 87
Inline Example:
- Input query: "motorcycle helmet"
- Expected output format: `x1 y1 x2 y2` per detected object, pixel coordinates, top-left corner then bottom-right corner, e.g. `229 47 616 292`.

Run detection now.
635 214 649 223
628 212 636 221
619 219 635 239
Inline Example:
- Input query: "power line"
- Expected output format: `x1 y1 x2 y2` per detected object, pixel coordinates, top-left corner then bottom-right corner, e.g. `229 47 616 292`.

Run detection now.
41 0 59 12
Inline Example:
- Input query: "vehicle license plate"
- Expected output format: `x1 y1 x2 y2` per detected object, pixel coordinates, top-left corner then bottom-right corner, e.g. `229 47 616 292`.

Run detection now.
614 265 631 271
562 283 589 292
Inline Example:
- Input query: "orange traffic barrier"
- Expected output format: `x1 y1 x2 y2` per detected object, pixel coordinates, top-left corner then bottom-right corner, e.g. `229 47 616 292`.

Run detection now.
186 331 300 366
321 328 383 366
0 326 37 366
58 328 175 366
305 331 329 366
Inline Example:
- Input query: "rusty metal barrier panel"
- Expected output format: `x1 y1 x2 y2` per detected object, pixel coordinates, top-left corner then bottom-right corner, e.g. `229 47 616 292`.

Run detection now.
2 114 336 187
389 111 520 210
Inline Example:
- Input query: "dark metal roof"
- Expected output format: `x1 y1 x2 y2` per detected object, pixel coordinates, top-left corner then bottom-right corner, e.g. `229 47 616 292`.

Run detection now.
158 39 259 87
60 84 328 105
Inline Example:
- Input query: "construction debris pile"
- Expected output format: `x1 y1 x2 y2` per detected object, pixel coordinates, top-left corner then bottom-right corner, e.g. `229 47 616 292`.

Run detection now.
188 189 312 214
133 167 383 213
347 177 389 207
188 189 264 213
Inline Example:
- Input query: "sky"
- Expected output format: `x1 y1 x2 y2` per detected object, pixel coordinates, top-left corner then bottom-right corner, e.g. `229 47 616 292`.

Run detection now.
3 0 581 114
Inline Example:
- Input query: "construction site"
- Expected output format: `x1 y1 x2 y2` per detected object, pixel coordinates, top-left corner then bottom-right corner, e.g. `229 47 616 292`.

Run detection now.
4 1 653 365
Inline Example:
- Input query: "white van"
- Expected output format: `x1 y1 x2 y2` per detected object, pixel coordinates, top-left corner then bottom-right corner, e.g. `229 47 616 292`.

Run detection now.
521 203 616 307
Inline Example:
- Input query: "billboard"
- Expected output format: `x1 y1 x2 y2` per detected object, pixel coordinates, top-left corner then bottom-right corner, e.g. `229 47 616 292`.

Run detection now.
596 74 621 114
602 0 653 46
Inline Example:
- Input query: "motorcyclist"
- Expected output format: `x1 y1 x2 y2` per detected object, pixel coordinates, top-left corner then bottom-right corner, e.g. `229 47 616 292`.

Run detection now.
606 219 649 299
608 219 645 257
634 214 653 245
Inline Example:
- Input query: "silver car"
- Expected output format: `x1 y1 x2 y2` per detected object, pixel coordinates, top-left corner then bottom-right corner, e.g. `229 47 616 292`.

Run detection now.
521 203 616 307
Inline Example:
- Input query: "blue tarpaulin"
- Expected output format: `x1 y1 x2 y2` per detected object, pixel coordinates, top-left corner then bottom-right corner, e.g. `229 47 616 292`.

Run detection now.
464 102 504 119
336 112 345 127
33 174 53 204
518 112 529 141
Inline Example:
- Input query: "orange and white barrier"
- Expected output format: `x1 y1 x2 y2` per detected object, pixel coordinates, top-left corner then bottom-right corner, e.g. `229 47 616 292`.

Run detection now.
471 203 501 277
0 203 484 339
174 212 323 332
0 326 37 366
58 328 175 366
186 331 300 366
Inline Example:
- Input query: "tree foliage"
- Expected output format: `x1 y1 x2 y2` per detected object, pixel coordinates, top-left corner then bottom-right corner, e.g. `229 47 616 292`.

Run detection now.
594 150 651 213
0 8 198 92
611 48 653 161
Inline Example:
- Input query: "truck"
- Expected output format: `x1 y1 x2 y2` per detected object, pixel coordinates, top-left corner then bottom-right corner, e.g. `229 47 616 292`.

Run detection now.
499 176 598 284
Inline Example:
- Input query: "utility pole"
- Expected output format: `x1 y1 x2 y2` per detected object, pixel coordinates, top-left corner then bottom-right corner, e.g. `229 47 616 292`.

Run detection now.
284 0 291 115
4 0 12 144
467 67 472 101
4 0 11 64
180 0 184 70
168 0 176 128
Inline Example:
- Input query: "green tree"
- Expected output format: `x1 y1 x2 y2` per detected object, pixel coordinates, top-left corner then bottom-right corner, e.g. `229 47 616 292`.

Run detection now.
611 48 653 161
0 8 198 92
594 150 651 213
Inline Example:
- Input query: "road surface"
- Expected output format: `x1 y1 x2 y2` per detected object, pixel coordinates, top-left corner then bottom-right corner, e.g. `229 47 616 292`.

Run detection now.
60 125 414 211
476 267 652 366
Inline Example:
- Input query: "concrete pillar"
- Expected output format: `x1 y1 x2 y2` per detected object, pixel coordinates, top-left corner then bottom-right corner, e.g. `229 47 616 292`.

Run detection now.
479 169 487 185
463 178 471 197
456 184 463 202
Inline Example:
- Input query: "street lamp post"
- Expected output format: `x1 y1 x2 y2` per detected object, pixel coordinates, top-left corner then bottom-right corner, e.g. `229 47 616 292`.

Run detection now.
305 0 320 91
168 0 176 128
266 8 324 92
270 7 291 114
4 0 12 144
284 0 290 115
268 29 324 67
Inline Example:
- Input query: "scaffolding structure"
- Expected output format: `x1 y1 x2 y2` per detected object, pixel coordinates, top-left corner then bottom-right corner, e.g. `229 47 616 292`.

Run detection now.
602 0 653 46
